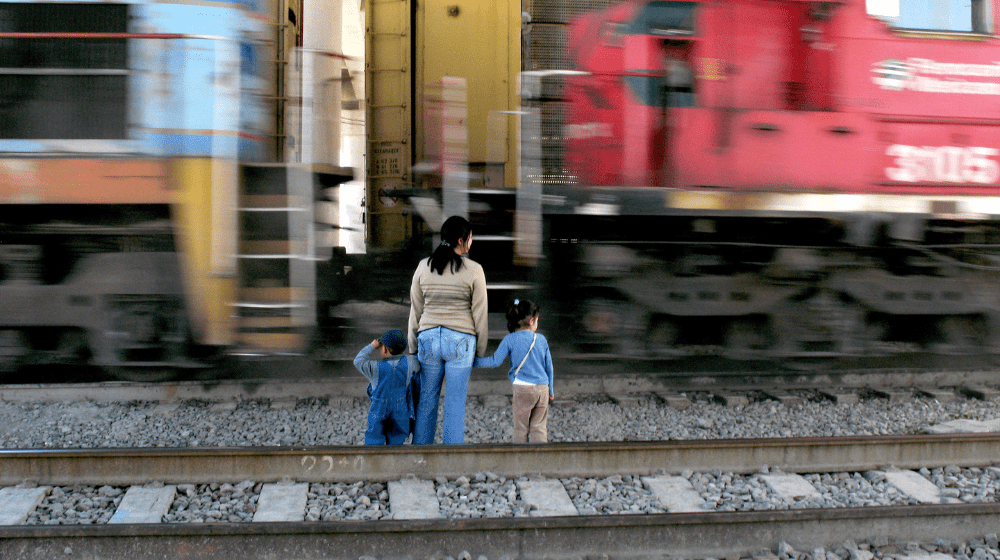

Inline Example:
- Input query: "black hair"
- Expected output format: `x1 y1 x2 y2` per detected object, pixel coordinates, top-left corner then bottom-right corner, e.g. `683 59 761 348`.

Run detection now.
428 215 473 275
505 298 539 333
384 341 406 355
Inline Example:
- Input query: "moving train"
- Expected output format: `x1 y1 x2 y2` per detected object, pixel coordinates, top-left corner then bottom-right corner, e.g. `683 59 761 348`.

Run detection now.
0 0 356 379
3 0 1000 380
533 0 1000 363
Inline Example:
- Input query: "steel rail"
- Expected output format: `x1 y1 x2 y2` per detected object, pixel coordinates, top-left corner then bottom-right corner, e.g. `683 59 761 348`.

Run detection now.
3 434 1000 486
1 364 998 402
0 502 998 560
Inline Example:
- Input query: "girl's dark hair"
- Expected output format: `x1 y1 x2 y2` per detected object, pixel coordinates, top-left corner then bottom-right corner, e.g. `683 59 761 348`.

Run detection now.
505 299 539 333
428 215 473 275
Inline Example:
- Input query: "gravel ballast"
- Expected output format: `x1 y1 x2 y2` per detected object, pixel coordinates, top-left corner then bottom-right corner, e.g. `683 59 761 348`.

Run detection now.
0 392 998 448
3 391 1000 528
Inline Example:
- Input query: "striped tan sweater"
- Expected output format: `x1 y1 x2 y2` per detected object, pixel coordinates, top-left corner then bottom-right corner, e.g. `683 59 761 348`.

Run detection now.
407 256 489 357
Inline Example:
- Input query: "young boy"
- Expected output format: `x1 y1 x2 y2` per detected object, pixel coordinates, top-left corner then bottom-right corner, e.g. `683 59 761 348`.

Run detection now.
473 299 554 443
353 329 421 445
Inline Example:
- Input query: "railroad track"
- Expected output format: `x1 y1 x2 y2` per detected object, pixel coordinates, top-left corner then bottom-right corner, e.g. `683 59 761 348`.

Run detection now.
2 435 1000 559
1 374 997 409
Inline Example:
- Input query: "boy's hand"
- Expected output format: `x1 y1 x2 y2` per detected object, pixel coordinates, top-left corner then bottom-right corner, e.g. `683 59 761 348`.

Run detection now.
549 394 554 402
371 339 381 349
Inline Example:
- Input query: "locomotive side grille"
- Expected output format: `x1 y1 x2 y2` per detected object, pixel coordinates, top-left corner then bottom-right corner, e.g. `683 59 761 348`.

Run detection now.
526 0 616 24
528 23 569 70
0 3 128 140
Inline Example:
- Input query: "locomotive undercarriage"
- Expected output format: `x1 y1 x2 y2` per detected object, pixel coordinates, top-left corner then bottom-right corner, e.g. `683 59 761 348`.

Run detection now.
548 215 1000 365
0 207 196 380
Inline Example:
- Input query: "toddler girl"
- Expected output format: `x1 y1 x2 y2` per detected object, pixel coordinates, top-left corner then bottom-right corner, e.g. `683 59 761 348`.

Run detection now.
473 299 554 443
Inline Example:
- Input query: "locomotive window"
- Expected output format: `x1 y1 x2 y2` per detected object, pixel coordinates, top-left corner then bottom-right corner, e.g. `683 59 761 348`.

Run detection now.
868 0 993 33
0 3 128 140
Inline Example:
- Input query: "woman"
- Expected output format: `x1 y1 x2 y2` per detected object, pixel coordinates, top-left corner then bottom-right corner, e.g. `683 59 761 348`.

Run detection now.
408 216 488 444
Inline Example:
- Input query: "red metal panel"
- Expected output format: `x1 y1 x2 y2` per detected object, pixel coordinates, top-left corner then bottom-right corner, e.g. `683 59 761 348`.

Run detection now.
0 160 173 204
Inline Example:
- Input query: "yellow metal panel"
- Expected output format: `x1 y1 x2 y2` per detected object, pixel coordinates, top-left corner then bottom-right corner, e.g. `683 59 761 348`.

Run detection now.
169 158 237 347
237 332 307 348
416 0 518 183
237 317 309 329
366 0 413 249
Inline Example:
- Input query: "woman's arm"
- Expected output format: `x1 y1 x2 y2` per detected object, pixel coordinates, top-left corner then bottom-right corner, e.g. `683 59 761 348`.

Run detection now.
407 264 424 354
544 347 555 396
471 264 489 357
472 337 510 368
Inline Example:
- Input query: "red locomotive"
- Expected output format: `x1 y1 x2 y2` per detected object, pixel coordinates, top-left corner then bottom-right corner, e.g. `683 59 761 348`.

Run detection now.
543 0 1000 362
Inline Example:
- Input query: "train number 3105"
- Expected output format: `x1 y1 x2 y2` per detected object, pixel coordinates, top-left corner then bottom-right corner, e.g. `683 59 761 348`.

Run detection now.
885 145 1000 184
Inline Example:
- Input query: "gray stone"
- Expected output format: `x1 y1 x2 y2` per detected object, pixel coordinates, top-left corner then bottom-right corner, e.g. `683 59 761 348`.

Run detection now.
109 486 175 524
516 479 578 517
762 474 821 501
388 478 441 519
0 487 50 525
881 469 942 504
253 483 309 522
641 475 708 512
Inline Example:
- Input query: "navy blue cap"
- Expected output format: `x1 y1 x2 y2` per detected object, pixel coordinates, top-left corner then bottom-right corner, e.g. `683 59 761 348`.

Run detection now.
380 329 407 351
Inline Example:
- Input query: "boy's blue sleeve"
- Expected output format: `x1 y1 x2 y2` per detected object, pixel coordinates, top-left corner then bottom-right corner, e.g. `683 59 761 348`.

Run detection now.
353 344 379 387
473 337 511 368
543 339 555 396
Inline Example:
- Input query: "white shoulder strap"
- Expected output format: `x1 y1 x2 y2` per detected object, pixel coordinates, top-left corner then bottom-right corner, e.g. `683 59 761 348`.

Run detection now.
512 333 537 380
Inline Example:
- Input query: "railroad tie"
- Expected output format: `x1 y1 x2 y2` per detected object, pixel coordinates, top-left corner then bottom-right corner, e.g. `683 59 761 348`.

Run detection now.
958 385 1000 401
760 474 821 501
603 377 655 395
896 553 961 560
915 387 958 404
0 487 50 525
817 390 859 405
108 486 176 524
252 482 309 522
640 476 707 512
609 394 646 407
925 418 1000 434
761 390 804 407
865 388 912 404
515 479 579 517
269 398 298 411
387 479 441 519
713 391 749 408
879 469 944 504
655 391 692 411
152 402 182 417
210 400 239 412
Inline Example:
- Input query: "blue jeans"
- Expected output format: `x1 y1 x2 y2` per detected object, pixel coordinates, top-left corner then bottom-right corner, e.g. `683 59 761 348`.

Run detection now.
413 327 475 444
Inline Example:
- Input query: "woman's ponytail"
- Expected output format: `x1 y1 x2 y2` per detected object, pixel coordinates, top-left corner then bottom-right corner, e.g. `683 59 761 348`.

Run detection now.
429 216 472 275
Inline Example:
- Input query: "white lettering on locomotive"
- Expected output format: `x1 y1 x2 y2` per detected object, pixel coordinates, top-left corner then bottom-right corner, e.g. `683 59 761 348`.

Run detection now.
872 58 1000 94
885 145 1000 184
565 122 613 140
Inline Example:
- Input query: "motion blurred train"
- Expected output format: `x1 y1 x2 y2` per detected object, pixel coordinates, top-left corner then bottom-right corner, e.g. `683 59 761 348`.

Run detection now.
0 0 358 379
4 0 1000 381
541 0 1000 362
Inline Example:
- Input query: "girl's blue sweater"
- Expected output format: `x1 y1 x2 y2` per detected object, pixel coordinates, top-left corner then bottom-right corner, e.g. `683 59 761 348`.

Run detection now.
473 330 554 395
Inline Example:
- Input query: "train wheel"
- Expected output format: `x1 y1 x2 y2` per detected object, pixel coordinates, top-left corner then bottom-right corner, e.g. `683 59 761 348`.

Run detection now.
0 330 29 374
935 316 979 354
645 317 680 358
724 318 771 360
